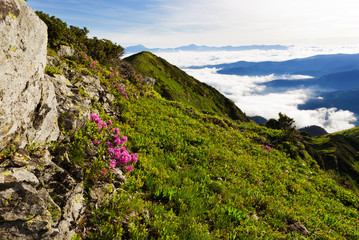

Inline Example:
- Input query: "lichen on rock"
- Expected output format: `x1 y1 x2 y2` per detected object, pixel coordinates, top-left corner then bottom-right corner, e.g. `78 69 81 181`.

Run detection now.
0 0 59 151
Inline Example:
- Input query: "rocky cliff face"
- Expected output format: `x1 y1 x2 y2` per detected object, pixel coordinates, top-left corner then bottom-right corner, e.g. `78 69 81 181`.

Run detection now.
0 1 89 239
0 1 128 238
0 0 59 152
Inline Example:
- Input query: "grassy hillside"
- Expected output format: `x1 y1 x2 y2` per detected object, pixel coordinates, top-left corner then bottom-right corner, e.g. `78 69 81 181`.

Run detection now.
56 52 359 239
307 127 359 190
124 51 249 122
336 126 359 138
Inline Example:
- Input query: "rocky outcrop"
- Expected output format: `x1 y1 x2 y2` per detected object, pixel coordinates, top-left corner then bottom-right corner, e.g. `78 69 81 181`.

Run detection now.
0 1 129 239
0 0 59 151
0 149 85 239
57 45 75 58
46 54 118 134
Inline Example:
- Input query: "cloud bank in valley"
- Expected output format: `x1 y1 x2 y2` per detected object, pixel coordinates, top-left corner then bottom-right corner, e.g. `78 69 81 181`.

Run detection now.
183 67 357 133
151 46 359 133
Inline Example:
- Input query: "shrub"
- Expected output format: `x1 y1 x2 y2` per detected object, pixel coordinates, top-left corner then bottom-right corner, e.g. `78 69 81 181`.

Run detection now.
45 65 62 76
36 11 124 65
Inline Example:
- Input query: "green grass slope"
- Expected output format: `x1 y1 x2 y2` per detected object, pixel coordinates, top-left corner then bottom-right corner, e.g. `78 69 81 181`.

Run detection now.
84 82 359 239
307 127 359 190
61 58 359 239
334 126 359 139
124 51 249 122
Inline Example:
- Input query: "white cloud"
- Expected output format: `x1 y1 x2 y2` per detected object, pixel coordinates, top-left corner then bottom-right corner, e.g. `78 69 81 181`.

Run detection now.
182 67 357 132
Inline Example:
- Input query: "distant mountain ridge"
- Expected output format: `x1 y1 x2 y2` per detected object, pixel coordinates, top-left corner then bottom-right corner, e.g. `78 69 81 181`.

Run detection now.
125 44 288 54
262 69 359 92
209 53 359 77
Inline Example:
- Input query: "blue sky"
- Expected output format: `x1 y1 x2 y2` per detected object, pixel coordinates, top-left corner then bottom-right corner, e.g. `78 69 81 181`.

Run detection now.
27 0 359 48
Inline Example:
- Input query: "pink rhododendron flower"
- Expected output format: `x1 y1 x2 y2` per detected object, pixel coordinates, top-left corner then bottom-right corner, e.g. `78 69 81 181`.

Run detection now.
114 137 122 146
126 165 133 172
109 159 116 169
113 127 120 135
90 113 138 172
131 153 138 163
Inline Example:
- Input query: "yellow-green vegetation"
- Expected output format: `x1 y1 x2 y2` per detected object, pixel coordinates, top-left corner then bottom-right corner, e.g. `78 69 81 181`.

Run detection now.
64 55 359 238
45 65 62 76
47 204 61 222
7 13 16 20
35 13 359 239
308 126 359 191
80 81 359 239
332 126 359 139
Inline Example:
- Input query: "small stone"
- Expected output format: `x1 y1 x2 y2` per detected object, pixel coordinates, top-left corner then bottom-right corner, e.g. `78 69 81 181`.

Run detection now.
143 76 155 86
113 168 126 183
288 221 310 236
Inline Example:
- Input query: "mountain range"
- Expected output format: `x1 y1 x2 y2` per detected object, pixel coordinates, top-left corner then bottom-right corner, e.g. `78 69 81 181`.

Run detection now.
202 53 359 77
261 70 359 92
125 44 288 54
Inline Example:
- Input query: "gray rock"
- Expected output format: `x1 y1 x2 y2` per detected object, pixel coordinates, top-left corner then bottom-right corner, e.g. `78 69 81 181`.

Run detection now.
0 151 30 168
0 0 59 151
0 148 85 239
0 167 39 186
57 45 75 57
143 76 155 86
90 183 115 201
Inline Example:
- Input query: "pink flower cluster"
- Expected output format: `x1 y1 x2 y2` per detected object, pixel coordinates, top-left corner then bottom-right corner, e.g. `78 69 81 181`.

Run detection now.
90 114 108 129
90 114 137 172
111 82 128 99
261 145 272 152
132 72 144 84
108 147 138 169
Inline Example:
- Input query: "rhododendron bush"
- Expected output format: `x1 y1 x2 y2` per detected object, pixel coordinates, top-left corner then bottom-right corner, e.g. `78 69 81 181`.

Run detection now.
87 113 138 174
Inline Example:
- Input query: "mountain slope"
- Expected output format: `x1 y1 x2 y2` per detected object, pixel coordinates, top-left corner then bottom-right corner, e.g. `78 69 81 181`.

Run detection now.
124 51 249 122
306 127 359 190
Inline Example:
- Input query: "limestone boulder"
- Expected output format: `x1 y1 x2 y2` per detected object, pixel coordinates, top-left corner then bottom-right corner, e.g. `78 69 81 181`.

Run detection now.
0 0 59 151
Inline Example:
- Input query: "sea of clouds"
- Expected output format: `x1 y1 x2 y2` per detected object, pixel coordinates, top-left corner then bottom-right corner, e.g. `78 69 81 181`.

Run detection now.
128 45 359 133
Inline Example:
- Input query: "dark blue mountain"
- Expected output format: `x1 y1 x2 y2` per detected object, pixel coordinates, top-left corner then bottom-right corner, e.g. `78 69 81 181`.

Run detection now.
299 89 359 112
261 70 359 92
298 89 359 125
214 54 359 77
